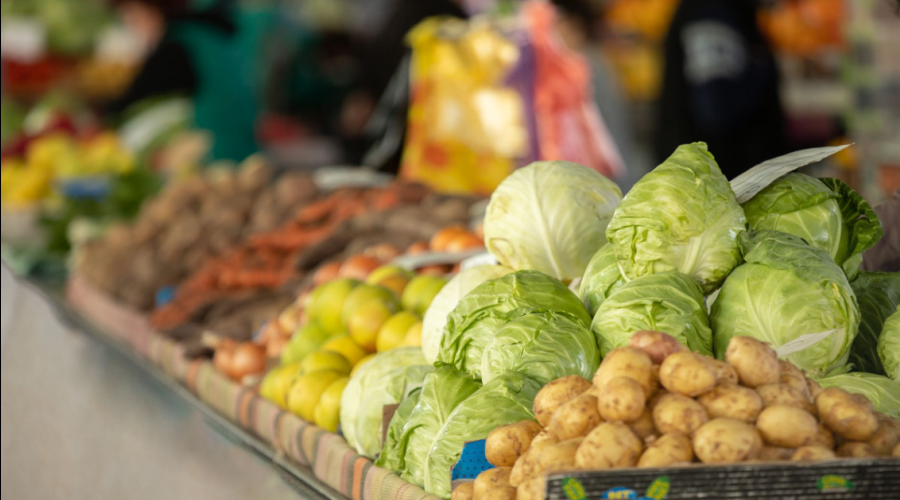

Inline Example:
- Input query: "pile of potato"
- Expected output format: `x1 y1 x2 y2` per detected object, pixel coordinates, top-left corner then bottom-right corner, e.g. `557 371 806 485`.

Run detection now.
452 332 900 500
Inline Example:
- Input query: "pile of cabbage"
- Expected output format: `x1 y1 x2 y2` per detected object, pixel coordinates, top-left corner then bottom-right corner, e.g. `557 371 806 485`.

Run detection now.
342 145 899 499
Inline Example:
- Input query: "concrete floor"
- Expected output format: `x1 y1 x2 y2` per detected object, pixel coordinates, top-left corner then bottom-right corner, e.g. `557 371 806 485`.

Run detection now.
1 266 305 500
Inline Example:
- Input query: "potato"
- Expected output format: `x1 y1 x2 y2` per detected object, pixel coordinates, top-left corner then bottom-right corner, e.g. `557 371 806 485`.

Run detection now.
868 416 900 457
533 375 593 427
894 442 900 457
710 359 739 385
659 351 718 397
815 387 879 441
516 477 544 500
534 438 583 476
628 330 684 364
697 383 763 422
693 418 763 464
509 431 558 487
575 422 643 469
474 467 512 499
637 433 693 467
806 377 823 400
547 393 602 441
485 420 543 467
779 361 811 397
481 486 516 500
836 442 878 458
629 407 658 440
653 393 709 435
812 423 835 450
593 347 656 399
725 336 781 387
598 376 646 422
756 405 817 448
756 384 815 413
755 446 795 461
452 482 475 500
791 446 836 462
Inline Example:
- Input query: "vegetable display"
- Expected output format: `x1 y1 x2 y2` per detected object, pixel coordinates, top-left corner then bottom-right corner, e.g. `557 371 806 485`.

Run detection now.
605 142 746 294
710 230 860 377
578 244 625 317
815 371 900 420
483 160 622 282
848 272 900 375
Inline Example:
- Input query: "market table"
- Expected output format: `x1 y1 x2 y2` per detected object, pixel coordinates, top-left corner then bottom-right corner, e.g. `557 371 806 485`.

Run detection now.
0 264 334 500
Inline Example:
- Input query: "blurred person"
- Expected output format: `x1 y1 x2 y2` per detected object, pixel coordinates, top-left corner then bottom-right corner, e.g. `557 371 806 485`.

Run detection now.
106 0 259 162
552 0 643 189
656 0 785 179
861 190 899 272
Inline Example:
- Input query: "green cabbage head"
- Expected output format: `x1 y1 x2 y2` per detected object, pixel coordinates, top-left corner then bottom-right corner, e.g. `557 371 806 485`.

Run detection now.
816 372 900 420
579 244 626 317
437 270 593 381
339 347 432 458
710 230 860 377
591 271 712 356
848 272 900 375
376 366 539 499
742 173 882 279
484 160 622 282
606 142 746 294
421 265 513 364
879 306 900 383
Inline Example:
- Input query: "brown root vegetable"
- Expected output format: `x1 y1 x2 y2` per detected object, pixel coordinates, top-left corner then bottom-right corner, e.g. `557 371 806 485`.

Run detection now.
485 420 543 467
629 407 658 440
516 477 544 500
815 387 879 441
756 384 815 414
791 446 836 462
532 375 593 427
637 433 693 468
474 467 512 499
755 446 795 461
509 431 558 487
547 393 602 441
725 336 780 388
451 482 474 500
709 359 739 385
693 418 763 464
534 438 583 476
868 416 900 457
627 330 684 364
481 486 516 500
598 377 646 422
894 443 900 457
779 361 811 399
652 393 709 436
836 442 878 458
806 378 823 400
756 405 817 448
697 383 763 422
575 422 643 469
593 347 656 399
812 424 835 450
659 352 718 397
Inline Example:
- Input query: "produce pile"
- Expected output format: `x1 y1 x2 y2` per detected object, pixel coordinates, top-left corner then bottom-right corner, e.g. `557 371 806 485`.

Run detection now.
78 157 318 310
454 332 900 500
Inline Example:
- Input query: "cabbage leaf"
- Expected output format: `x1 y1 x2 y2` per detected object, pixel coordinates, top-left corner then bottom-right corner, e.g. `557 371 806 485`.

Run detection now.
879 306 900 383
848 272 900 375
579 244 625 317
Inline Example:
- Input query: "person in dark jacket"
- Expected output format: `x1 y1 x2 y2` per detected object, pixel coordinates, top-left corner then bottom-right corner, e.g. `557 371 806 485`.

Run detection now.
656 0 786 179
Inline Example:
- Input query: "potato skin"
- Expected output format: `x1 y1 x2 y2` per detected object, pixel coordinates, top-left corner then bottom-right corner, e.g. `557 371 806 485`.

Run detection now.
755 446 795 461
725 336 780 388
710 359 739 385
629 406 658 440
516 477 544 500
534 438 583 476
756 384 815 414
779 361 811 398
452 482 475 500
575 422 643 469
659 352 718 397
868 416 900 457
894 443 900 457
791 446 836 462
637 433 693 468
485 420 543 467
547 393 602 441
474 467 512 499
628 330 683 364
806 378 823 400
653 393 709 436
509 431 558 487
757 405 817 448
836 442 878 458
481 486 516 500
812 424 835 450
594 347 656 399
697 383 763 422
693 418 763 464
815 387 879 441
532 375 593 427
598 376 646 422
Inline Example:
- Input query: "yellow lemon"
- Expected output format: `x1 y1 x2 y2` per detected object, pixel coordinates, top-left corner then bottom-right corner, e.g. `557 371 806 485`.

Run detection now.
287 370 344 421
319 334 368 366
314 376 350 432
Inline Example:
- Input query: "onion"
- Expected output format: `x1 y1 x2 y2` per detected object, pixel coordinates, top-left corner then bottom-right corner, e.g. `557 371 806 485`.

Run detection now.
364 243 401 262
445 232 483 253
266 330 288 359
407 241 430 255
418 264 452 276
339 254 381 280
429 225 467 252
278 304 301 334
213 339 237 378
230 342 267 382
313 261 342 285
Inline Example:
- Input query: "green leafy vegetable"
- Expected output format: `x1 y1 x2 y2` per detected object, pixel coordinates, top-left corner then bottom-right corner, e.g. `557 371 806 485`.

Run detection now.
848 272 900 375
606 142 746 294
710 230 860 377
579 244 625 317
484 160 622 282
815 372 900 420
377 387 422 473
879 306 900 383
590 271 712 356
437 270 592 380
